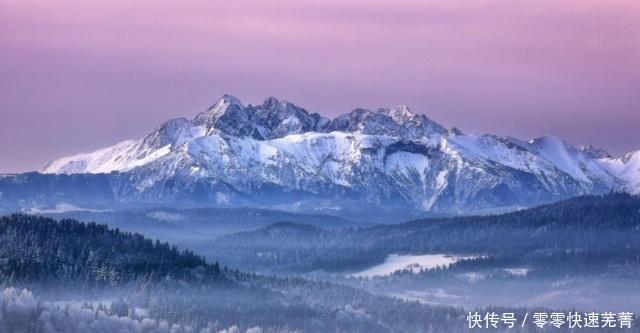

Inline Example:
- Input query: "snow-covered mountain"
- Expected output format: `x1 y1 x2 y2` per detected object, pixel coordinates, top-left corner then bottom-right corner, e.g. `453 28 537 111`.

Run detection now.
10 95 638 215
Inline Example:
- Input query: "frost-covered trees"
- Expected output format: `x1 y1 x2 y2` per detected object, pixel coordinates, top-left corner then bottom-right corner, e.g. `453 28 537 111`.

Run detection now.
0 288 270 333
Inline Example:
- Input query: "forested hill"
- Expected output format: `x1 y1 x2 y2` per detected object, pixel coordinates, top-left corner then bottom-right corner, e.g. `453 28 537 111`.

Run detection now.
404 192 640 228
211 193 640 273
0 214 224 287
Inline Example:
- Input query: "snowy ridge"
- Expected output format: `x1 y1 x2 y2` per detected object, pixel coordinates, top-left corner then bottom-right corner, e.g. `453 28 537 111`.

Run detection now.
596 150 640 194
42 140 140 174
38 95 639 213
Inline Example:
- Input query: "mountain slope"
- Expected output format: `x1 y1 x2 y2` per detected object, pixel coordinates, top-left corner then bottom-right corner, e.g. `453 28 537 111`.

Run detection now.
8 95 638 215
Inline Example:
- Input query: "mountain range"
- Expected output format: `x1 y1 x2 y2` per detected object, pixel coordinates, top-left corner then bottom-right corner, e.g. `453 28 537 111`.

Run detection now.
1 95 639 216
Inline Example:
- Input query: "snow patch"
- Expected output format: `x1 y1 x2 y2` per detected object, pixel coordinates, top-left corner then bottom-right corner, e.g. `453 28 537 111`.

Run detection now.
25 203 108 214
348 254 474 278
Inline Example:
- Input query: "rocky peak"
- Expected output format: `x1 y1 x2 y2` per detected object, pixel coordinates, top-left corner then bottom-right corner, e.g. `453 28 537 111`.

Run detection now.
447 127 464 136
257 97 307 120
328 103 446 137
379 105 415 123
261 96 285 109
252 97 330 139
192 95 332 140
192 94 247 129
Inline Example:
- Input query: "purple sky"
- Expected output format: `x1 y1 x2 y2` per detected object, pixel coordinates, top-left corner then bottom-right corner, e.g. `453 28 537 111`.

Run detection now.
1 0 639 173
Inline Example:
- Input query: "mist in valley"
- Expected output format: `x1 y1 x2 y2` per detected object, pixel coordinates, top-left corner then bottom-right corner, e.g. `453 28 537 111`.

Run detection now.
1 194 639 332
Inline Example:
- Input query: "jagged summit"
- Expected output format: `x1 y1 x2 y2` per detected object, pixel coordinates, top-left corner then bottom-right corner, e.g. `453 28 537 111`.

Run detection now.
204 94 245 116
328 105 446 140
261 96 292 108
380 105 414 123
190 95 328 140
189 95 447 141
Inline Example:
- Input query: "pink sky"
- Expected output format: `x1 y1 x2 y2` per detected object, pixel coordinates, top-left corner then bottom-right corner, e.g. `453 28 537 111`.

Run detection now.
1 0 639 172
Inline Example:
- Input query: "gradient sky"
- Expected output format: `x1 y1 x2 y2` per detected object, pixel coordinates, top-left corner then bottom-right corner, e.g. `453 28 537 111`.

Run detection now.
1 0 639 173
